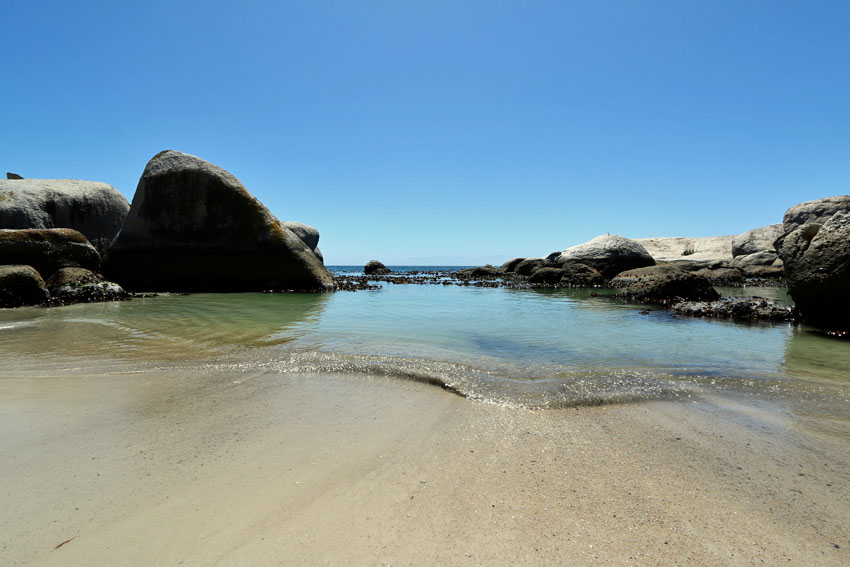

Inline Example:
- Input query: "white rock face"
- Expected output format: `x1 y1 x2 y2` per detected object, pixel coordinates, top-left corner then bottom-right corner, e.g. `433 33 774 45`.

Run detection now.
634 235 735 262
0 179 129 252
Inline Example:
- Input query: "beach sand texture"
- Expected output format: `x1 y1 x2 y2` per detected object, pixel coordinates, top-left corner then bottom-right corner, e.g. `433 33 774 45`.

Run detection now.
2 361 848 566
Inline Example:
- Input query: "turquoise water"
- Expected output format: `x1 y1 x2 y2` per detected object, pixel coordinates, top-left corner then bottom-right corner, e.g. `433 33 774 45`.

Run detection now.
2 275 849 417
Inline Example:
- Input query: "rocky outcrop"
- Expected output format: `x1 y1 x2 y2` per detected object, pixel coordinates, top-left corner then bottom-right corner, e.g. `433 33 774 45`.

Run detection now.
44 268 126 306
731 250 780 267
612 265 719 302
499 258 526 273
557 235 655 278
559 262 606 286
0 178 130 252
693 267 745 286
6 172 23 180
672 297 792 322
634 235 734 262
0 265 49 307
0 228 100 276
778 211 850 327
104 151 333 292
457 265 500 278
364 260 391 275
731 224 783 258
514 258 545 276
528 267 563 284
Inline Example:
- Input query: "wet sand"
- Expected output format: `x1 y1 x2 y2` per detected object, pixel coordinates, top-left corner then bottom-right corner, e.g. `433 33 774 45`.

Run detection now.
2 363 849 566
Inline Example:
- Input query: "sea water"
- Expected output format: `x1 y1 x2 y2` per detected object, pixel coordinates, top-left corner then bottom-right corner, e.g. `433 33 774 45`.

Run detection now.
1 268 849 438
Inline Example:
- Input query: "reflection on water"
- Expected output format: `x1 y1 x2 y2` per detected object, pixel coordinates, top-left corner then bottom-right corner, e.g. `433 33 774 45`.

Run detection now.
0 293 330 361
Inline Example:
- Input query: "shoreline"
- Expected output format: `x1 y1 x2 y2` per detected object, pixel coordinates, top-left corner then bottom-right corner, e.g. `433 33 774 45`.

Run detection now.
2 363 848 566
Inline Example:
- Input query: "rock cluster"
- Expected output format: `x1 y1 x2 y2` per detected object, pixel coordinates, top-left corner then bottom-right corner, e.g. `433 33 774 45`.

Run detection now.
0 178 129 252
104 151 333 292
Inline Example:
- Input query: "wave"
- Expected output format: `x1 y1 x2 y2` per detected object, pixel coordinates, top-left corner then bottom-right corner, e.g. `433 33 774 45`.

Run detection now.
194 350 713 409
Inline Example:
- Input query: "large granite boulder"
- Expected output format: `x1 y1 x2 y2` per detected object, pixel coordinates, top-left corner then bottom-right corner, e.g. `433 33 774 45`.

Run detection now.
612 265 719 302
556 234 655 278
778 211 850 327
364 260 391 275
731 224 783 258
0 178 130 252
104 151 334 292
0 265 49 307
0 228 100 276
782 195 850 234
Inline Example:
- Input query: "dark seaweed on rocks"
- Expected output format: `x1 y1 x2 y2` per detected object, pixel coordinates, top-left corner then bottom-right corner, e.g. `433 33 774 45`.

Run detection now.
671 297 794 322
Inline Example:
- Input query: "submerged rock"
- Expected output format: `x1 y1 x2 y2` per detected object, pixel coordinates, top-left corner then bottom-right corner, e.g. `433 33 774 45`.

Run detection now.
104 150 333 292
672 297 793 322
0 178 129 252
0 265 49 308
0 228 100 276
364 260 391 275
556 234 655 278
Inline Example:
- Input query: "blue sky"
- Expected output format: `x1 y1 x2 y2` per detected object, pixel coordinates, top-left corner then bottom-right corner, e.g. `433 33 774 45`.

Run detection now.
4 1 849 265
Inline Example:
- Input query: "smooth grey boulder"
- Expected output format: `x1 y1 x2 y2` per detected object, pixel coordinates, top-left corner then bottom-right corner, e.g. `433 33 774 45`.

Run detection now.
556 234 655 278
499 258 526 273
778 211 850 327
0 228 100 276
731 224 783 258
0 265 49 307
0 178 130 252
104 150 334 292
364 260 391 275
782 195 850 234
731 250 780 267
282 221 320 252
612 265 719 302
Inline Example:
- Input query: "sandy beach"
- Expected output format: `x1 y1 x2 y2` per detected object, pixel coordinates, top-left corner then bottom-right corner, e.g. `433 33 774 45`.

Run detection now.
2 359 848 566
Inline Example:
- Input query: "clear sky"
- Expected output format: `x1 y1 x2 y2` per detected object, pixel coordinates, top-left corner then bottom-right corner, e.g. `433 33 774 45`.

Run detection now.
4 1 849 265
